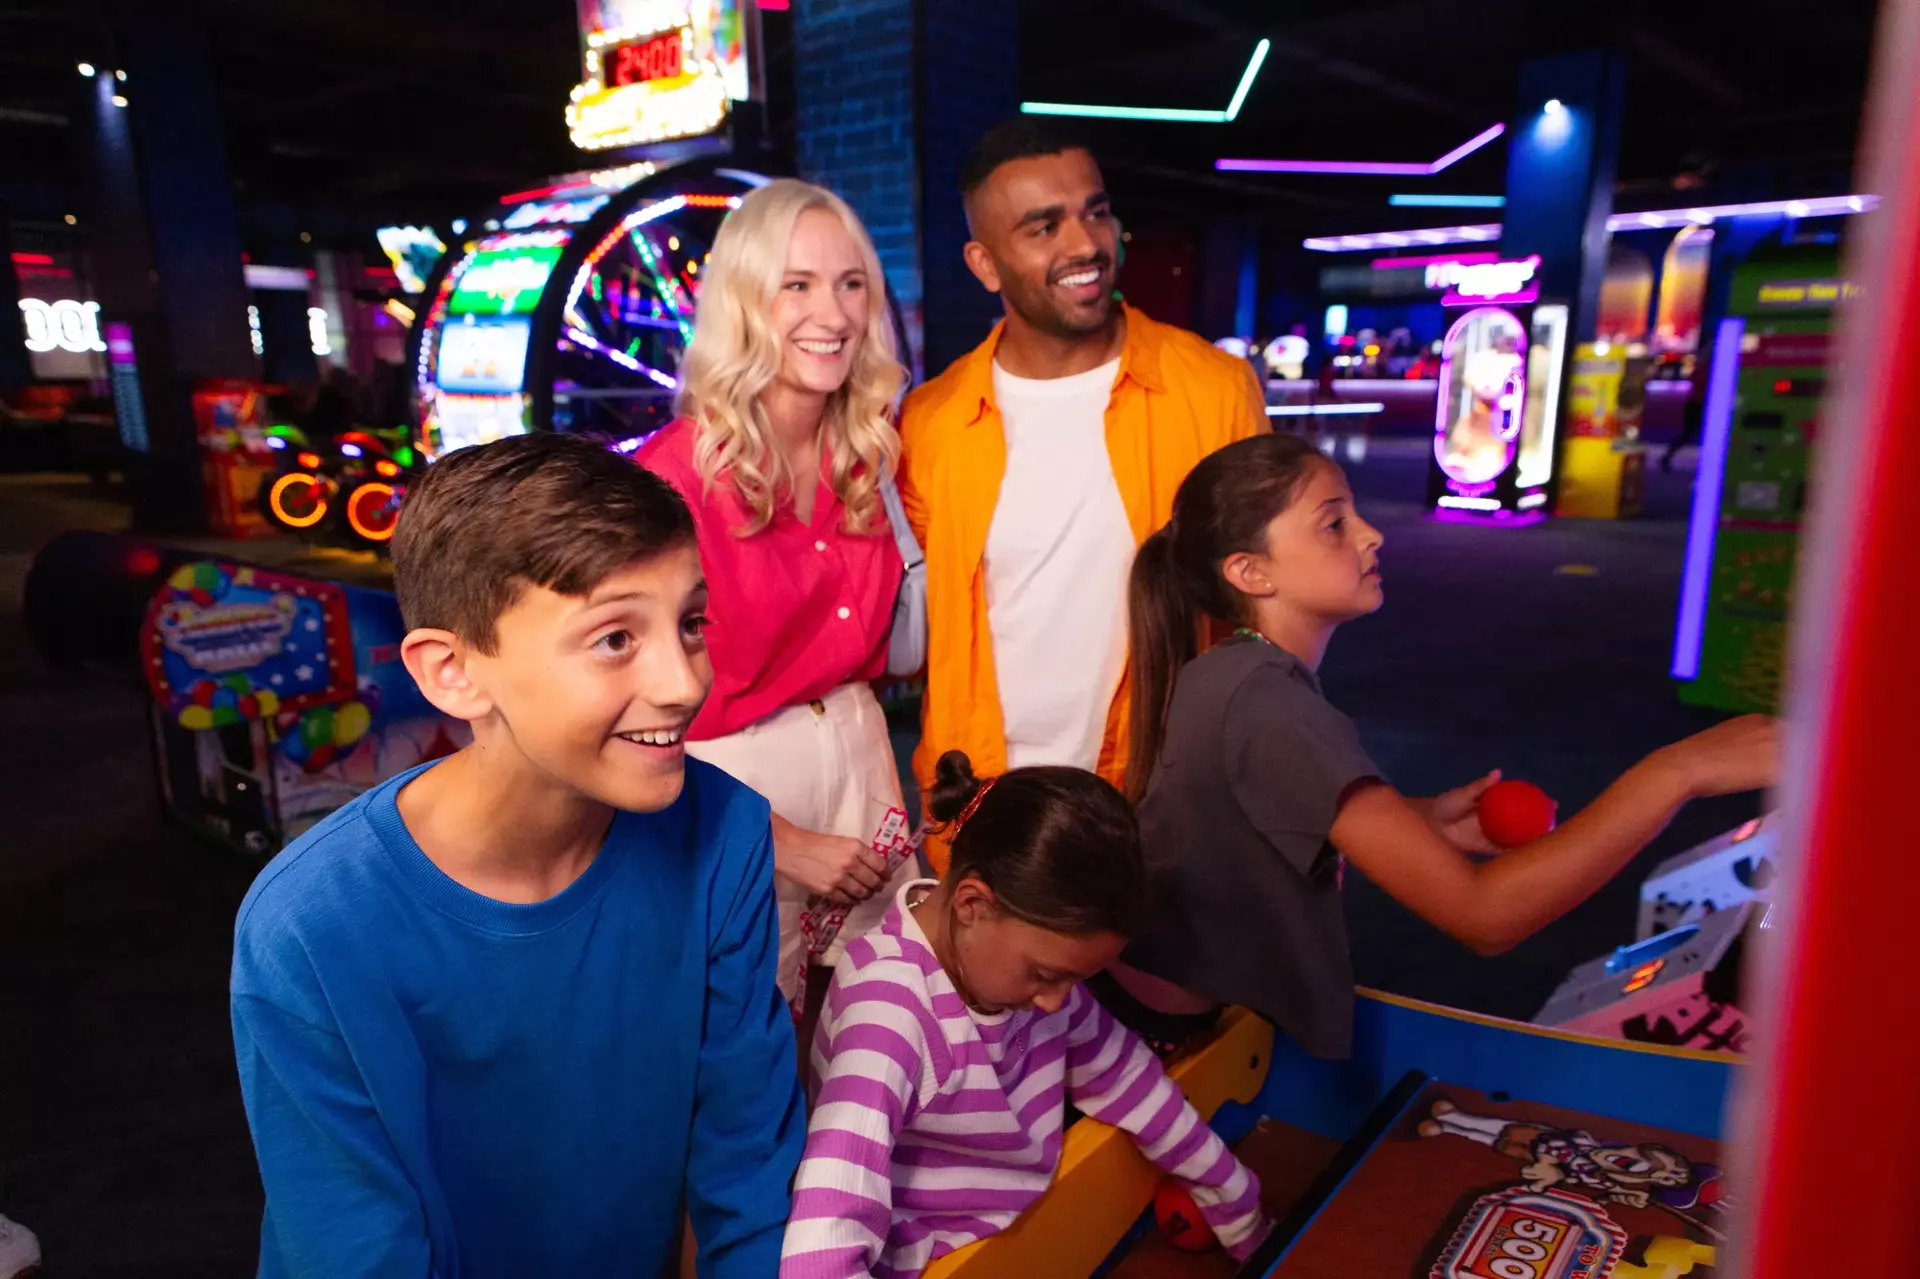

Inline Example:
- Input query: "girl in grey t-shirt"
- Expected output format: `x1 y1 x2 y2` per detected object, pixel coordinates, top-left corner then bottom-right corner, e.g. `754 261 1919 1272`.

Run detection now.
1103 435 1776 1058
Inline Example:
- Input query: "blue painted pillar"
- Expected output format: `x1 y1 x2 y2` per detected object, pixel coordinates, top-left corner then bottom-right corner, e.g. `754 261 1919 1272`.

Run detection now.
1499 49 1627 342
791 0 1019 381
77 24 255 532
1196 220 1258 343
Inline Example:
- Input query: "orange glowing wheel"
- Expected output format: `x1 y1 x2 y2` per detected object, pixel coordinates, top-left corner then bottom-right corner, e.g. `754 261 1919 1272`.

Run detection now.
266 471 332 530
343 480 402 544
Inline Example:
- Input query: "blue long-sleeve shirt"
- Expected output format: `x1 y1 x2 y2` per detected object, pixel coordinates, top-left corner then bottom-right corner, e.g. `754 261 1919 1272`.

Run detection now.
231 758 803 1278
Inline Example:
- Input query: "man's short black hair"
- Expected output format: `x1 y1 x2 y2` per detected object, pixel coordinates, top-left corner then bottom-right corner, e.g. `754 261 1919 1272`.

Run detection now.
960 117 1091 201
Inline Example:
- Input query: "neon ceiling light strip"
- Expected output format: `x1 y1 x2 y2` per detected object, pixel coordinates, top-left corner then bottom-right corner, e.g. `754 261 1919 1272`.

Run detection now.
1219 123 1504 175
1369 251 1500 270
1390 193 1507 208
1223 39 1270 121
1305 193 1881 252
1022 39 1269 124
1022 104 1228 122
1671 315 1745 680
1267 402 1386 416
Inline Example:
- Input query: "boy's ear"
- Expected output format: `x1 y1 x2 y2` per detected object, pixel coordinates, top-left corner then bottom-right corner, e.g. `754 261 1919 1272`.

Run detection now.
400 628 493 723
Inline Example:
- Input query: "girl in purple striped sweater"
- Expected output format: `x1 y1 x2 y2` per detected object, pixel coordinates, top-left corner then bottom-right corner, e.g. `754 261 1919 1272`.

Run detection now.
780 751 1267 1279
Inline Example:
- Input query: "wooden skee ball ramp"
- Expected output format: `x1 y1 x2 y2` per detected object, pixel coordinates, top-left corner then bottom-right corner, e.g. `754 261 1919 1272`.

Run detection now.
923 991 1734 1278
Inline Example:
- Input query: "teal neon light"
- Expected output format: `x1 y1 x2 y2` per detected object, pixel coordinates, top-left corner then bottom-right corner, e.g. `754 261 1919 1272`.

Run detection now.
1022 39 1270 125
1224 39 1270 122
1389 194 1508 208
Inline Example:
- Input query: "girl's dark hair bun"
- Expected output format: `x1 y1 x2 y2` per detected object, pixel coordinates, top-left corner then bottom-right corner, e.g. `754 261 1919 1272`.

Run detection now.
927 750 982 824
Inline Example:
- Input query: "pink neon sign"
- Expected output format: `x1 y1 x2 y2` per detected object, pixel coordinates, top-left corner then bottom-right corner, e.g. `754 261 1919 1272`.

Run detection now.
1438 255 1541 306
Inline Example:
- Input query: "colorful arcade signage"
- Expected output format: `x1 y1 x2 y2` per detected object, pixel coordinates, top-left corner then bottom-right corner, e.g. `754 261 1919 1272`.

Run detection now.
141 561 356 730
566 0 750 151
1430 1187 1627 1279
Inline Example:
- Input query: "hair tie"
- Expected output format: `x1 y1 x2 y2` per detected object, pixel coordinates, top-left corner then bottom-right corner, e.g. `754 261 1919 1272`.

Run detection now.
952 777 998 836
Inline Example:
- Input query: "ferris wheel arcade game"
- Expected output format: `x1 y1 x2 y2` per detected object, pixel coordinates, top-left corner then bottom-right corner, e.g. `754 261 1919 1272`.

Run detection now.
407 0 778 460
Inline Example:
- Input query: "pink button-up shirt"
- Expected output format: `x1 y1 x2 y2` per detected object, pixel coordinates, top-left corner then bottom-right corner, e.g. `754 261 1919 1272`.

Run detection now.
638 418 902 741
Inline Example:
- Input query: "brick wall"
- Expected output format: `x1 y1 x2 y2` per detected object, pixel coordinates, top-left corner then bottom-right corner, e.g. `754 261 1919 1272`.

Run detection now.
791 0 1018 382
917 0 1018 379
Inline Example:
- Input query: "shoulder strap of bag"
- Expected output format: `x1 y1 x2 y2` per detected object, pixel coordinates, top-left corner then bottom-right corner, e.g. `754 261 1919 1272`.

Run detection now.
877 463 924 571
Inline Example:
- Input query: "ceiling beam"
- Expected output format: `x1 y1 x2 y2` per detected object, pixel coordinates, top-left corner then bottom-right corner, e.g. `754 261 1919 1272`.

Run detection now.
1630 27 1743 106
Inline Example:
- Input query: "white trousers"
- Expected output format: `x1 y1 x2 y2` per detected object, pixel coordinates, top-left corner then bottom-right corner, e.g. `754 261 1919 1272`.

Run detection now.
687 682 913 1000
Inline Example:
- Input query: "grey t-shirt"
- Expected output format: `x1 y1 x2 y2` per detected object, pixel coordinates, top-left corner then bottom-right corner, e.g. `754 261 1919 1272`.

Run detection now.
1124 636 1380 1059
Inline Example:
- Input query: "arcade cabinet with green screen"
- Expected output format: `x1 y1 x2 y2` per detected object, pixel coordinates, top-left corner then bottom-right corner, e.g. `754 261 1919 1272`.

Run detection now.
1672 245 1843 713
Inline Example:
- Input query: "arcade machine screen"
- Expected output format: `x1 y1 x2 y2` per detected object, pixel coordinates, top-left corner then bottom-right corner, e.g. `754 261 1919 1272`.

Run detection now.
1436 306 1529 488
416 203 599 456
1672 246 1843 714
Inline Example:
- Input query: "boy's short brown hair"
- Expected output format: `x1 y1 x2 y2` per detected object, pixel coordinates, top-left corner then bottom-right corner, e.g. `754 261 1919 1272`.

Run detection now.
391 433 695 652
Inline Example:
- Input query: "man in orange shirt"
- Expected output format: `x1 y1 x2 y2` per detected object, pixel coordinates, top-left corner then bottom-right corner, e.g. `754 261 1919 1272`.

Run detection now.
898 120 1267 862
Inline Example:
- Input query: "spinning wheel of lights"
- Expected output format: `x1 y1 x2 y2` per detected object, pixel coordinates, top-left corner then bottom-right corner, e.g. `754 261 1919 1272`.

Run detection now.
553 180 753 439
268 472 333 529
344 481 403 543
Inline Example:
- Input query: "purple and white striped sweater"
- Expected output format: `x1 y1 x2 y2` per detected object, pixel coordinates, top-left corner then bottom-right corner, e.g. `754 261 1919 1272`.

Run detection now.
779 882 1263 1279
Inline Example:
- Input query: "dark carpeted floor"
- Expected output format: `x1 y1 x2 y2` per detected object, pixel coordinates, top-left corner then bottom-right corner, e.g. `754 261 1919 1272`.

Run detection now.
0 438 1756 1275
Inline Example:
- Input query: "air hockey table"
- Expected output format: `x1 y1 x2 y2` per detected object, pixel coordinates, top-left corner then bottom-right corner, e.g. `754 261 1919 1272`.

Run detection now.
921 984 1733 1279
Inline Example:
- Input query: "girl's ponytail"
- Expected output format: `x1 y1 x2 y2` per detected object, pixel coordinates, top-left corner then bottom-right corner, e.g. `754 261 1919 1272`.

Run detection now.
1125 522 1200 803
927 750 986 824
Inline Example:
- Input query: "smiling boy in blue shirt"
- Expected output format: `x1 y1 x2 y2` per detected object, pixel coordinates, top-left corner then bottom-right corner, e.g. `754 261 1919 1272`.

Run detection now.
231 433 802 1277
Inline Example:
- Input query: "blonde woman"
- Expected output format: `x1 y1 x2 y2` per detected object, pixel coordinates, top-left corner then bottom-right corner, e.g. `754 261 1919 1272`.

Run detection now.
637 179 911 1032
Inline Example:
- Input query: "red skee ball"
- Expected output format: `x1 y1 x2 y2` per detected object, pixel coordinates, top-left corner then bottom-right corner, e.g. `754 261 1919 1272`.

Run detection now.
1153 1180 1215 1252
1478 779 1558 848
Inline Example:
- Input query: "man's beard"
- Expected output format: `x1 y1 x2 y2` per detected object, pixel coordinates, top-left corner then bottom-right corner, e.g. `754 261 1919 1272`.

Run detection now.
1001 257 1116 339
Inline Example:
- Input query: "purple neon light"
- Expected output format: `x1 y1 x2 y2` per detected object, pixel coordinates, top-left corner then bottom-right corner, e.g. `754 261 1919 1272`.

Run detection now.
1431 505 1548 528
1672 316 1746 680
1308 193 1881 253
1219 123 1505 175
1434 307 1527 491
1443 282 1538 306
1369 251 1500 271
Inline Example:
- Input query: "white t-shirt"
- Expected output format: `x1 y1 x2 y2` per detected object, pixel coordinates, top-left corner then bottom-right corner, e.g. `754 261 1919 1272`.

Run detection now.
985 357 1134 770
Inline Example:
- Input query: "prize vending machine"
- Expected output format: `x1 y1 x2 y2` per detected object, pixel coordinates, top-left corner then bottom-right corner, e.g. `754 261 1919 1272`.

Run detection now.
1556 342 1647 519
1671 245 1844 713
191 380 283 537
1424 255 1571 523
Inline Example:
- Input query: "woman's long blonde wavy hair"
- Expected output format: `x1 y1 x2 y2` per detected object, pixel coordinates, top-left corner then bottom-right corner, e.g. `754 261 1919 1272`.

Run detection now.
675 179 904 536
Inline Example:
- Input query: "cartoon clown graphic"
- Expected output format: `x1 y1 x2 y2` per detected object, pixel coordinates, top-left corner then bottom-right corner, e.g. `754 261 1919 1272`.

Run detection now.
1419 1097 1727 1236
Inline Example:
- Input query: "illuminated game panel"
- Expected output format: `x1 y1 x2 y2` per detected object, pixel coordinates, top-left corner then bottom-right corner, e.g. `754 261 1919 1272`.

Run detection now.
567 1 750 150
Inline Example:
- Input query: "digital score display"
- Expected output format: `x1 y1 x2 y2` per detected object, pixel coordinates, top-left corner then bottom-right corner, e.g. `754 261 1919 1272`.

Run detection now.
605 30 685 88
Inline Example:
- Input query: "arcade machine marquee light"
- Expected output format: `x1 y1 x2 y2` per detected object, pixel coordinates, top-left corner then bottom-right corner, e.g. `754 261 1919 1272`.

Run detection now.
407 0 771 460
567 0 752 151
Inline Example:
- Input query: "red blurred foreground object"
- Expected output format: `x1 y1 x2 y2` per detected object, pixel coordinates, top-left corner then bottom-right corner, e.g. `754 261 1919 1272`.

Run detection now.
1478 779 1557 847
1152 1181 1214 1252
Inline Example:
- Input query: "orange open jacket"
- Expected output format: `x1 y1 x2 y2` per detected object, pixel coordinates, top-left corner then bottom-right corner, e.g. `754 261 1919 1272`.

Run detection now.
898 304 1269 868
